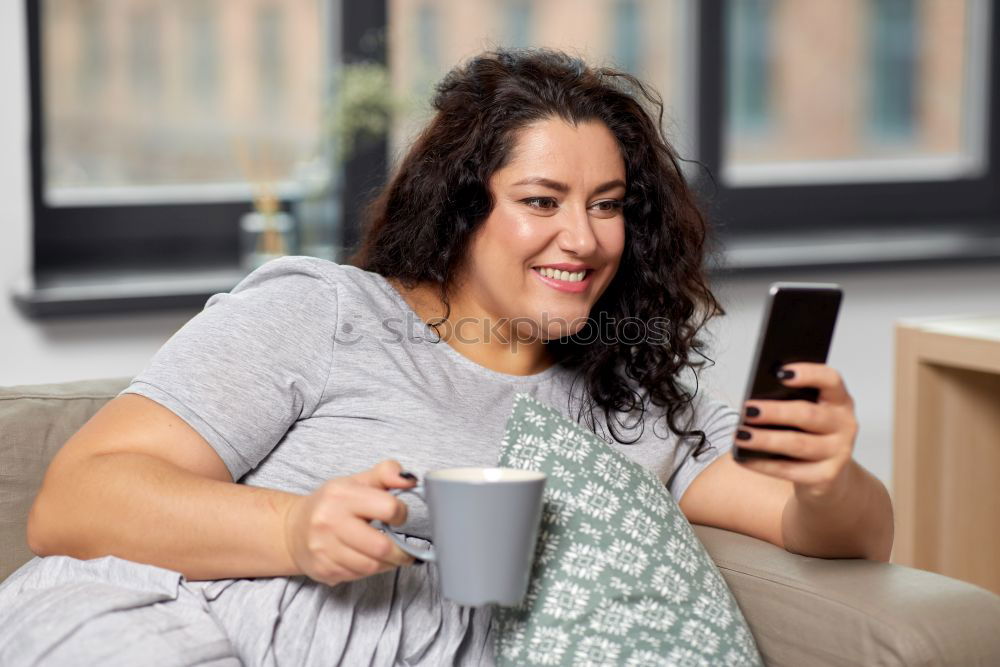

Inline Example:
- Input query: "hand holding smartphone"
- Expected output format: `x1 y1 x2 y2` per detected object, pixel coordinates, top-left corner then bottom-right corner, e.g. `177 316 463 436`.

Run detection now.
733 282 843 463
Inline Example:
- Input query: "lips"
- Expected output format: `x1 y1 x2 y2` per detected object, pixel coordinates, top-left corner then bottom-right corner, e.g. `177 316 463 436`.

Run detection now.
532 263 593 272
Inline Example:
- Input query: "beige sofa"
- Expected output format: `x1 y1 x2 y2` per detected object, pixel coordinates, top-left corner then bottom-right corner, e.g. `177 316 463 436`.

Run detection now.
3 378 1000 666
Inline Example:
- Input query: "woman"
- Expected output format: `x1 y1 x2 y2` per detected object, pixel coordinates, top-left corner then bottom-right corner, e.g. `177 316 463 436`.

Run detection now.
2 48 892 665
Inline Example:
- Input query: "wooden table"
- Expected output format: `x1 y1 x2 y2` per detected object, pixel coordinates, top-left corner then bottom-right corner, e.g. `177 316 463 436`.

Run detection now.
893 315 1000 595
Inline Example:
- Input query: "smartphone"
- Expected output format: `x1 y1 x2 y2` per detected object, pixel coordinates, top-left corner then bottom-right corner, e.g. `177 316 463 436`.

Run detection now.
733 282 843 463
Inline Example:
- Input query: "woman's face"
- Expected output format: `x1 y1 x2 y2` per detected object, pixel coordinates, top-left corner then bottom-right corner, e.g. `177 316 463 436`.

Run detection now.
456 117 627 343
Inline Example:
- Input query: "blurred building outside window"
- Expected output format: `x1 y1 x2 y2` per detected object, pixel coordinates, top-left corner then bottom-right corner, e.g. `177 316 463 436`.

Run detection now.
44 0 326 206
723 0 990 186
728 0 773 135
77 1 104 101
186 1 218 106
127 6 161 106
506 1 533 50
256 5 287 119
387 0 695 168
869 0 919 140
613 0 643 75
412 2 441 99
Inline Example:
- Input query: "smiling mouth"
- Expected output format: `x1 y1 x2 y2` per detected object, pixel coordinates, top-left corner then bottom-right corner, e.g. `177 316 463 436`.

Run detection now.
531 267 593 283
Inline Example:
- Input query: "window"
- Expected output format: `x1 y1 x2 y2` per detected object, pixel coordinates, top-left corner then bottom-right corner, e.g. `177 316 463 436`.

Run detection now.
387 0 693 167
702 0 999 263
19 0 1000 316
43 0 323 201
720 0 990 185
21 0 341 316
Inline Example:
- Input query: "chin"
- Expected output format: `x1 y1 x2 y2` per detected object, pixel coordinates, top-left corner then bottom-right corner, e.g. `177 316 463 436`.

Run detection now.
539 309 593 340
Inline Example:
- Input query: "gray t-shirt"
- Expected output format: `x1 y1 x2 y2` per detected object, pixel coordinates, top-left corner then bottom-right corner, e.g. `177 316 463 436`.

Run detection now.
122 256 736 538
115 255 738 663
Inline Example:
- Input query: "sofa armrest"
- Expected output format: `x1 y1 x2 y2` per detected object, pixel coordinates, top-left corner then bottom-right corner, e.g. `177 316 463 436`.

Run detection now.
0 378 133 582
693 524 1000 667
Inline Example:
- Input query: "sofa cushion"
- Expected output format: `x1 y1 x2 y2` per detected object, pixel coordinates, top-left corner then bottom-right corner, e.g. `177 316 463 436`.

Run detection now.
492 393 763 666
0 378 132 582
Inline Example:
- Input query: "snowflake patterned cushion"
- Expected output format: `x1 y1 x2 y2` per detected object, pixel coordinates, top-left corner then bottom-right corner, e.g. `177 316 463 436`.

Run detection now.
492 393 764 667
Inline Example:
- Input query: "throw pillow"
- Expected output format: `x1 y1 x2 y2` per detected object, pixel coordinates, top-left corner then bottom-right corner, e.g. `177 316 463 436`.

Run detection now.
492 392 764 667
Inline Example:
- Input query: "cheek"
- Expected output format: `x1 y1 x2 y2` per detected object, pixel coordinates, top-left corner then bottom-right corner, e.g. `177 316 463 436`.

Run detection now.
598 220 627 259
483 208 551 259
468 218 536 295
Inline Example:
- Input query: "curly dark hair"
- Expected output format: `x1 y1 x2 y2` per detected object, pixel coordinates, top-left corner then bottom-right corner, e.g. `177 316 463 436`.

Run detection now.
348 48 725 458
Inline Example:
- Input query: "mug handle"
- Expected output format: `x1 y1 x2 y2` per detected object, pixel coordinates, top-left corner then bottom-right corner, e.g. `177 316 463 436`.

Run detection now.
369 485 437 562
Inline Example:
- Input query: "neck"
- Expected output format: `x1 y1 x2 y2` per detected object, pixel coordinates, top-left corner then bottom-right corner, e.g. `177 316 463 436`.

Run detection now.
389 278 555 377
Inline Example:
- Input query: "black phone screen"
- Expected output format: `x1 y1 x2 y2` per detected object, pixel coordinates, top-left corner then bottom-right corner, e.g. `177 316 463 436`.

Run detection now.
733 282 843 462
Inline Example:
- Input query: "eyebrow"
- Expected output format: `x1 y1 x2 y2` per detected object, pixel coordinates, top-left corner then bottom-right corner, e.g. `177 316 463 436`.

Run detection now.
510 176 627 196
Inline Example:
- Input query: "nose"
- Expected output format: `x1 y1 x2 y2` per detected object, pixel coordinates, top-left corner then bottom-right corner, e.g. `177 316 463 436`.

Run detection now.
556 204 598 257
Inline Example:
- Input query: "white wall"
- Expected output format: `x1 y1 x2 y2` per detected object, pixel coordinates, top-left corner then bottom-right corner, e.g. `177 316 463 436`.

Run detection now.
2 2 999 489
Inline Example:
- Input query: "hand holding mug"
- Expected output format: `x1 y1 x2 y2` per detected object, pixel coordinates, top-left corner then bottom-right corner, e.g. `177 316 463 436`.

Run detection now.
371 467 547 606
282 459 418 587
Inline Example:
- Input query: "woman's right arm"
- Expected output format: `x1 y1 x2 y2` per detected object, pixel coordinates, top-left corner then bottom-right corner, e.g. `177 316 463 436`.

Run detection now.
26 393 417 583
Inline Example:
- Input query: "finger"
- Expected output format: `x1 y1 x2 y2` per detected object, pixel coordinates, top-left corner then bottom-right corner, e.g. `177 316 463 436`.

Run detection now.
743 399 841 434
353 460 418 490
344 486 410 526
324 541 399 580
777 363 852 405
338 518 417 567
737 456 841 486
734 425 838 462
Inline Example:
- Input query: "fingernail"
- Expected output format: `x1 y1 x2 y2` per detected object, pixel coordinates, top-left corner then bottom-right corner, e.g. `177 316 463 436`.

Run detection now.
399 471 418 481
776 368 795 380
745 406 760 418
736 429 752 441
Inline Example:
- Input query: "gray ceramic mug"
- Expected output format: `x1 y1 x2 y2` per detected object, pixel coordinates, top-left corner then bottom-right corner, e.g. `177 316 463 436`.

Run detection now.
370 467 546 606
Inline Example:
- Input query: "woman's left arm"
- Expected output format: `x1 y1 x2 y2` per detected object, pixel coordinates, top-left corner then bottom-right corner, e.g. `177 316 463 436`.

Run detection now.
738 362 895 562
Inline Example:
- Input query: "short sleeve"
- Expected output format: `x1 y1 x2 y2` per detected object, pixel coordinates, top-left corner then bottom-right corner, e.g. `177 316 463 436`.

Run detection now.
120 257 339 482
666 395 740 504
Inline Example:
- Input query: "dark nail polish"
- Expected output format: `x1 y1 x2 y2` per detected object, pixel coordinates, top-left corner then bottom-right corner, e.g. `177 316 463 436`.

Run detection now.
736 429 752 441
399 471 418 481
745 406 760 418
776 369 796 380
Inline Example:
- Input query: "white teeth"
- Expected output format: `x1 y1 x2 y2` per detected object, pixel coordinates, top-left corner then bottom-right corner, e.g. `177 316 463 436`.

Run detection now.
536 267 587 282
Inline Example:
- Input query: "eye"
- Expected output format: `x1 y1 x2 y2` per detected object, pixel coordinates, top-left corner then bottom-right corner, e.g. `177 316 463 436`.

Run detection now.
522 197 558 210
591 199 625 216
